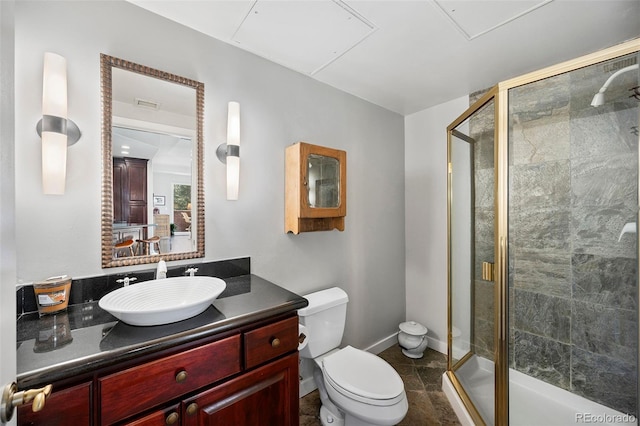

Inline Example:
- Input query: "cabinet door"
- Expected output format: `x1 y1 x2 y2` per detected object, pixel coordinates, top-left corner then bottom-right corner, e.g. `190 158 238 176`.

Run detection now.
17 382 91 426
182 353 298 426
298 143 346 219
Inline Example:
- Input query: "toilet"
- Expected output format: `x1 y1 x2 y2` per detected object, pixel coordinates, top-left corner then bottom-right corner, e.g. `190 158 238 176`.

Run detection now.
298 287 408 426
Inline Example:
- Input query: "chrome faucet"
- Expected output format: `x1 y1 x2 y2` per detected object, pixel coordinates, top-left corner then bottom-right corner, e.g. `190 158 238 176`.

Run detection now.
156 260 167 279
185 267 198 277
116 276 137 287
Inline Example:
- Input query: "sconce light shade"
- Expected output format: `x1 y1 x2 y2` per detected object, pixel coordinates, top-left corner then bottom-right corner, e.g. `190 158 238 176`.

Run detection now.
38 52 81 195
216 101 240 200
41 52 68 195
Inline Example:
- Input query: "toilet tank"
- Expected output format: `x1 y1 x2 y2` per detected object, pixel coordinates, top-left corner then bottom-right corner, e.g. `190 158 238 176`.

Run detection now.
298 287 349 359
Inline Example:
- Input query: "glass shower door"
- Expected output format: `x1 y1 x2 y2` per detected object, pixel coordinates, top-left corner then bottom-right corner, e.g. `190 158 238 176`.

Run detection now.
445 40 639 426
448 93 497 426
507 52 639 426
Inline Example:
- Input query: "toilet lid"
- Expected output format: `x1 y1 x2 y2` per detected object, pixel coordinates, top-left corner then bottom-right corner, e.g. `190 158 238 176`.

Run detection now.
322 346 404 401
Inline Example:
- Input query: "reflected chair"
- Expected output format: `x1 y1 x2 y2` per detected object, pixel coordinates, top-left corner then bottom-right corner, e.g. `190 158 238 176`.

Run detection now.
114 239 135 257
180 211 191 232
137 236 161 255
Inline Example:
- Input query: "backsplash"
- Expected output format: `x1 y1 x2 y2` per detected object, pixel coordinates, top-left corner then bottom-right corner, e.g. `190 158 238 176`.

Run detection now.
16 257 250 317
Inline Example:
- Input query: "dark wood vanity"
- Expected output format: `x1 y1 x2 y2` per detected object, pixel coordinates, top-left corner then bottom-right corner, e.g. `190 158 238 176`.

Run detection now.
16 273 306 425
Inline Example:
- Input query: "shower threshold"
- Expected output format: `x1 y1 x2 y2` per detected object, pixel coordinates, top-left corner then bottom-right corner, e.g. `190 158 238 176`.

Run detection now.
444 355 636 426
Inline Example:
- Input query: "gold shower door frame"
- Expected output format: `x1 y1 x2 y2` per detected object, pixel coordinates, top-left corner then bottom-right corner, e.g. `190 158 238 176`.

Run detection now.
446 37 640 426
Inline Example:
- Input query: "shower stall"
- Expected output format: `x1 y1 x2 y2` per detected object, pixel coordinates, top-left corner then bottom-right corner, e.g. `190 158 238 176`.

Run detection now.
445 39 640 426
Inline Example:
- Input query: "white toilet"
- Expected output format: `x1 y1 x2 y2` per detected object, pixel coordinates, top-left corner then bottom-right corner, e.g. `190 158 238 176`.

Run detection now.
298 287 408 426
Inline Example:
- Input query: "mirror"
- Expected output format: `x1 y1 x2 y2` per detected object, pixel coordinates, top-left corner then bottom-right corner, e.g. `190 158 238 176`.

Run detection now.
101 54 204 268
307 154 340 208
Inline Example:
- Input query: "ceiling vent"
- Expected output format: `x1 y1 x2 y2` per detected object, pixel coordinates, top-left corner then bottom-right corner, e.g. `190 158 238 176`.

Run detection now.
231 0 376 75
135 97 160 110
435 0 553 40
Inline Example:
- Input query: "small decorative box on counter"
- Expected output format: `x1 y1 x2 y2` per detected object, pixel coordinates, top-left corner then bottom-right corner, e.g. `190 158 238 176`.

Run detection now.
33 275 72 316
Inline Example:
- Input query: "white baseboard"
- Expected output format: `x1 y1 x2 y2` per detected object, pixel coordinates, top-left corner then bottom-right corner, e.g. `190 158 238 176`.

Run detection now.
300 376 317 397
364 331 400 354
427 336 447 355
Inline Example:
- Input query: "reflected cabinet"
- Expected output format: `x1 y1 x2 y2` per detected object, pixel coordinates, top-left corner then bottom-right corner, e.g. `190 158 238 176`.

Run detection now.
285 142 346 234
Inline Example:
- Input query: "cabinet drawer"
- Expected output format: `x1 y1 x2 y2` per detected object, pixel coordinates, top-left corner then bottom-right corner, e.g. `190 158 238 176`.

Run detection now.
99 334 241 425
244 316 299 369
18 382 91 426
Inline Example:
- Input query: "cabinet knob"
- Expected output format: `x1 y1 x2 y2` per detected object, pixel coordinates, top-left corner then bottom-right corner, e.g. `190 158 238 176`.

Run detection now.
165 411 179 425
175 370 188 383
186 402 199 416
270 337 281 348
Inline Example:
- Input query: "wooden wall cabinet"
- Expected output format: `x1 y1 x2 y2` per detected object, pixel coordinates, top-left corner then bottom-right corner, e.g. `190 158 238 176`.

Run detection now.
18 315 300 426
285 142 346 234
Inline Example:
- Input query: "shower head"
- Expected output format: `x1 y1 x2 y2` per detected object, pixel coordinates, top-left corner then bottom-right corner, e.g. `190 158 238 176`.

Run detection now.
590 91 605 107
591 63 639 107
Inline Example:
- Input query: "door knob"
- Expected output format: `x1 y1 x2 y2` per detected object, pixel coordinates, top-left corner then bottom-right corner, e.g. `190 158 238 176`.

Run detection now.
1 382 52 422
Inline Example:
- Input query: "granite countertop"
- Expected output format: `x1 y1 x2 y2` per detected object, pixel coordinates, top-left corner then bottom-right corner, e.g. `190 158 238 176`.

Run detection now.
16 274 308 389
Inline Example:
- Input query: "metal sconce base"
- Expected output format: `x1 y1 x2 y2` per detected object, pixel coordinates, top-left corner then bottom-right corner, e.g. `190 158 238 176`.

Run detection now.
216 143 239 164
36 118 82 146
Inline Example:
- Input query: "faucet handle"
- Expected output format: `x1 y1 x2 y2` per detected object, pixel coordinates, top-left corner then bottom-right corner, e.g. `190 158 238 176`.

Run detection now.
185 267 198 277
116 277 137 286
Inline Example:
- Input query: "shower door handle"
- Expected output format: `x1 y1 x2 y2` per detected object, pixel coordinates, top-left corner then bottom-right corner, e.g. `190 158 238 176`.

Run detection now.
482 262 495 281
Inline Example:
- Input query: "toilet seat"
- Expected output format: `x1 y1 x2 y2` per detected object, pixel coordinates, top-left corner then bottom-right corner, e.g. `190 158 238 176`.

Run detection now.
322 346 405 406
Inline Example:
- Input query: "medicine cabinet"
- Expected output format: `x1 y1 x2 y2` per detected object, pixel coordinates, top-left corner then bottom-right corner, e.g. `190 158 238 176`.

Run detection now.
285 142 346 234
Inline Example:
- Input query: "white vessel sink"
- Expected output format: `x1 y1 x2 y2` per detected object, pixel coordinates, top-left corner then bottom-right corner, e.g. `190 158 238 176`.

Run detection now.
98 276 226 326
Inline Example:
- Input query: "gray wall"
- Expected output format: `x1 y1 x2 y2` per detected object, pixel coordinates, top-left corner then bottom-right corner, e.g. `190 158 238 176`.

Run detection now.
405 96 469 352
14 1 405 351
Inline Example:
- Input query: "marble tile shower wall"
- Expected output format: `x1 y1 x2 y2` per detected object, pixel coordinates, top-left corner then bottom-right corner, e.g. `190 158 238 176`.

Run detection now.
507 55 638 416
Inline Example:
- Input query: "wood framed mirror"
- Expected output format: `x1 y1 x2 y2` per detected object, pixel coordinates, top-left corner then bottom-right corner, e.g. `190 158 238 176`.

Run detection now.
101 54 204 268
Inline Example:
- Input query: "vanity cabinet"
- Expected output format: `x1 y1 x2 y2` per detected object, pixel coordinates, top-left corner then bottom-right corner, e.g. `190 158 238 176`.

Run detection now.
285 142 346 234
18 315 300 426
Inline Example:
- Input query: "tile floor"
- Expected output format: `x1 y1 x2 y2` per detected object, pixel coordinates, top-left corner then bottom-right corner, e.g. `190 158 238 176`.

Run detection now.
299 345 462 425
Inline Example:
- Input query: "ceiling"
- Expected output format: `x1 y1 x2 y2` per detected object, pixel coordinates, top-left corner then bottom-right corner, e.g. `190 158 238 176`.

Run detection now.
128 0 640 115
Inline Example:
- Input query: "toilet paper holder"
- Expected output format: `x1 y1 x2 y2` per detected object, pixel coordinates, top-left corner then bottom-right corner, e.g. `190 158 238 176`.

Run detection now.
298 324 308 351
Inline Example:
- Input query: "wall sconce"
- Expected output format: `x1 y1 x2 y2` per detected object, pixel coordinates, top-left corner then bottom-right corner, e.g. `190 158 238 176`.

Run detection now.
35 52 81 195
216 101 240 200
